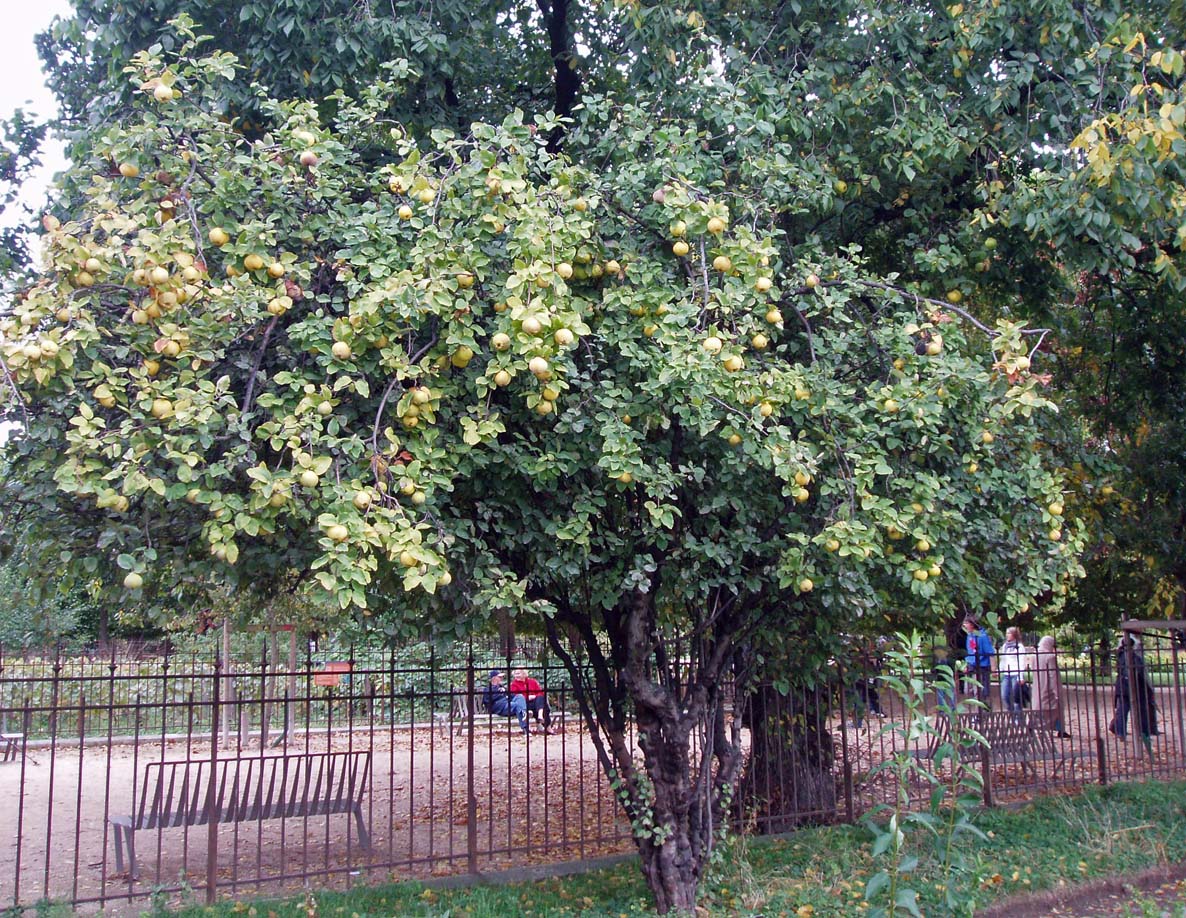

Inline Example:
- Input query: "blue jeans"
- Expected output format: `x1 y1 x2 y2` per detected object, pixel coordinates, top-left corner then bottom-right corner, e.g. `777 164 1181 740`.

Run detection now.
490 694 530 733
1001 674 1023 714
966 665 991 705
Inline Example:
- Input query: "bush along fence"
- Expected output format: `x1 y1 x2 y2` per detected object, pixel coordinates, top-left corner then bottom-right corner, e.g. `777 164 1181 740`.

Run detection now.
3 633 1186 912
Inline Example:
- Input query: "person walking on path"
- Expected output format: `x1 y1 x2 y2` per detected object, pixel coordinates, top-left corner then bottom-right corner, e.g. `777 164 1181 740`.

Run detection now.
962 617 995 706
1110 635 1158 747
1033 635 1070 737
998 626 1031 715
482 669 531 735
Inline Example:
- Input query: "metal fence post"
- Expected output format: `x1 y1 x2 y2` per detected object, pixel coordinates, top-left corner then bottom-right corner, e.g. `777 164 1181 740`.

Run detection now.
41 649 63 900
836 663 854 823
206 655 222 905
980 742 993 807
0 643 7 736
1090 649 1107 786
466 652 478 875
12 705 31 909
1172 635 1184 758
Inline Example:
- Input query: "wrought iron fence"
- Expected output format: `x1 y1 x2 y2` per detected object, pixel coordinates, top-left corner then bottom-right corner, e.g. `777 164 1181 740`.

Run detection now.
0 643 627 913
3 635 1186 913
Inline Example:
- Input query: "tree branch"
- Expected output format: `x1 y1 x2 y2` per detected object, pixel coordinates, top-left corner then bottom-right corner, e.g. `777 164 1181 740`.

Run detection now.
0 351 31 428
241 316 279 414
536 0 581 153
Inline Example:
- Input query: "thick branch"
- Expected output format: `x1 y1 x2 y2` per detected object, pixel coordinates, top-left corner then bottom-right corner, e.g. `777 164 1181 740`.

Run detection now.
241 316 279 414
536 0 581 152
620 584 680 724
852 279 1049 339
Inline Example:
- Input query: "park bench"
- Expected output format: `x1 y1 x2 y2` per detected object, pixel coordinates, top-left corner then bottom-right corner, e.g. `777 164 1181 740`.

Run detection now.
909 713 954 761
1 732 21 762
111 750 371 879
913 711 1078 776
961 711 1081 776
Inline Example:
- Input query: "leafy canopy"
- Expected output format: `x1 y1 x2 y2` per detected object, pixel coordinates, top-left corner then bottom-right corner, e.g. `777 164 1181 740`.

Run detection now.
0 21 1080 643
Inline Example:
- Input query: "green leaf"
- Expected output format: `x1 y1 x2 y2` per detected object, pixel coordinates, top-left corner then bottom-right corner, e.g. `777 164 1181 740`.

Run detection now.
871 831 894 857
894 888 922 917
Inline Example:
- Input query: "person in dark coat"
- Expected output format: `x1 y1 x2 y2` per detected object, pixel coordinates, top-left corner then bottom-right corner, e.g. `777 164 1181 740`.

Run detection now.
931 647 956 716
1110 635 1158 740
482 669 531 734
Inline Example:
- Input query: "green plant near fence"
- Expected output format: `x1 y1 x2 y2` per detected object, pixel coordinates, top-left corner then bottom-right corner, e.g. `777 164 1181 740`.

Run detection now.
864 632 985 918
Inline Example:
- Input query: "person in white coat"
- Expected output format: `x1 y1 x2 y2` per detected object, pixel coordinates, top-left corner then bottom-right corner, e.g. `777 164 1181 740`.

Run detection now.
998 626 1031 714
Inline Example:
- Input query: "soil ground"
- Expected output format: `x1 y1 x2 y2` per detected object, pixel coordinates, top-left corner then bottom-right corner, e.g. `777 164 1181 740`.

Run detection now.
0 723 630 913
4 681 1186 914
981 862 1186 916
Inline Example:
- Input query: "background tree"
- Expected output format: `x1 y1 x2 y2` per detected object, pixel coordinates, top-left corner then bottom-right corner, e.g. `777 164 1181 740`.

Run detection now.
37 0 606 153
1030 29 1186 627
0 539 107 650
0 110 47 288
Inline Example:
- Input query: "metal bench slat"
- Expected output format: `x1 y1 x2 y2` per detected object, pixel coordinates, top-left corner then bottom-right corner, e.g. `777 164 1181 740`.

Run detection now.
113 751 371 879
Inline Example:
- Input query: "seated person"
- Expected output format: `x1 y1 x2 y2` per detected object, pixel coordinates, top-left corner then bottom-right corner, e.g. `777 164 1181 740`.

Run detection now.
482 669 531 735
509 668 555 733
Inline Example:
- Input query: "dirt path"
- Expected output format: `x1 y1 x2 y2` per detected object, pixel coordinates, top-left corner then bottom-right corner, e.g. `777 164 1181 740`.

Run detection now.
0 725 629 913
980 863 1186 916
5 679 1186 914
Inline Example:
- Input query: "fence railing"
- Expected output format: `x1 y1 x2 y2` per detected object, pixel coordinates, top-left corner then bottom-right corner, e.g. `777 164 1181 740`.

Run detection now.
3 639 1186 913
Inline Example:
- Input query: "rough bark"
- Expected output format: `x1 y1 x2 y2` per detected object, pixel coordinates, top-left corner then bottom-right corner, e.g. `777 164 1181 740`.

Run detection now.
536 0 581 152
96 605 109 648
636 724 700 915
620 587 702 913
546 585 744 914
740 682 837 833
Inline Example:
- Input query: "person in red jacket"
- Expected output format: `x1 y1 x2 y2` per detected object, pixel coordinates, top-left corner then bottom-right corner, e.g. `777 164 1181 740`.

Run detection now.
509 668 555 733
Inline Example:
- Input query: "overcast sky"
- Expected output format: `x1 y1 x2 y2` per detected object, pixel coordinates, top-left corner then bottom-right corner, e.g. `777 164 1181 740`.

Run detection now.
1 2 76 222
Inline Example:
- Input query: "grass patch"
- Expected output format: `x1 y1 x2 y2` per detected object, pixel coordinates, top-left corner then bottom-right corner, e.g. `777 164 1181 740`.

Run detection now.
172 779 1186 917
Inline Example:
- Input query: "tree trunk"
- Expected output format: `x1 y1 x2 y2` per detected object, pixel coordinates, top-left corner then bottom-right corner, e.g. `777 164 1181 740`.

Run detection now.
545 587 743 915
740 682 836 832
96 605 110 650
634 717 702 915
944 614 964 661
497 610 516 658
640 838 699 915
